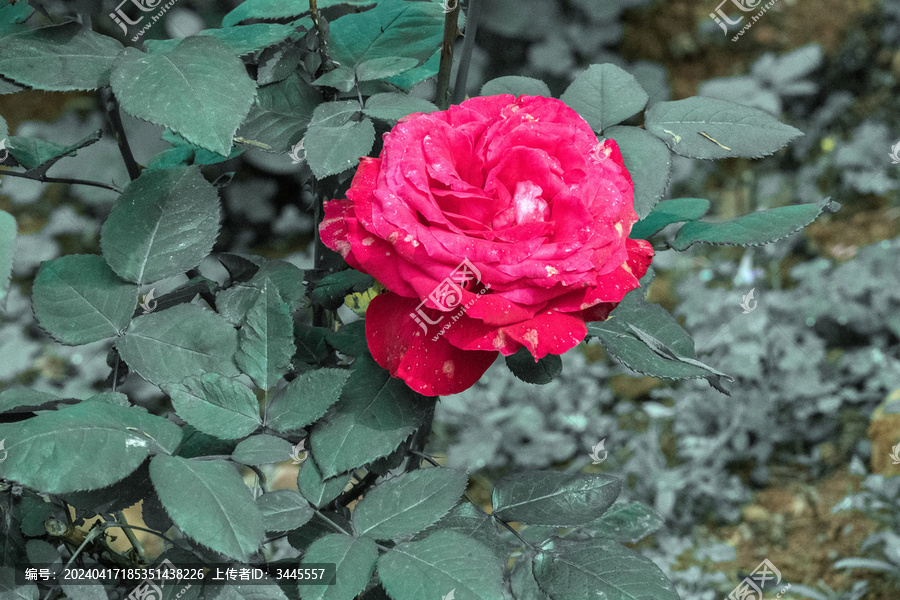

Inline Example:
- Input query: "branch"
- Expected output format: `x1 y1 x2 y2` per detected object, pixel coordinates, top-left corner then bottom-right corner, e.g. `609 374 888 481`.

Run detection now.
436 0 461 110
0 168 123 193
114 511 147 563
329 471 379 510
451 0 480 105
101 88 141 181
310 0 337 72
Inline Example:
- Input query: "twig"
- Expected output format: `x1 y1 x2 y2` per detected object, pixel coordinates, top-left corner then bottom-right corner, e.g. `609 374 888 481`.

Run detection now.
330 471 379 510
101 88 141 181
0 169 123 193
114 511 147 563
436 0 461 110
185 268 217 310
451 0 480 105
310 0 337 72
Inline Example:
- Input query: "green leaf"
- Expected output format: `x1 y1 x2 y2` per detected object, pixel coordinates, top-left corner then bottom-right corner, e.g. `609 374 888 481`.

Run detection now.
362 92 438 123
163 373 260 440
111 37 257 157
19 493 53 537
479 76 551 98
352 468 467 539
377 530 504 600
150 455 265 562
62 461 155 517
324 321 367 357
222 0 379 28
100 166 221 285
238 73 321 153
117 304 240 385
176 425 238 459
266 368 350 433
0 567 37 600
310 354 424 478
312 67 357 93
0 23 123 91
145 23 299 56
32 254 137 345
218 258 307 325
644 96 803 159
309 100 362 128
492 471 622 527
533 537 679 600
232 434 293 465
299 534 378 600
85 391 130 406
294 325 331 365
147 130 245 170
586 501 663 544
257 490 314 532
312 270 374 310
236 281 295 390
0 210 16 306
257 43 305 86
356 56 419 81
629 197 710 240
586 286 731 382
505 349 562 385
329 0 443 71
297 461 352 509
0 1 31 37
603 126 671 219
4 130 101 171
0 402 182 494
386 51 439 90
305 118 376 178
671 197 838 250
560 64 648 133
0 388 58 414
417 502 512 563
509 552 550 600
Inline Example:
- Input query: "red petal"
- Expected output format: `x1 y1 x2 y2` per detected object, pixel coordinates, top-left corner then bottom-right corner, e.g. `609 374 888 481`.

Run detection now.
366 292 499 396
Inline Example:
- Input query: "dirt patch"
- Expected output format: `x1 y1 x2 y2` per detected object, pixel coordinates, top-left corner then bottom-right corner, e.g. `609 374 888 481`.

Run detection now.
620 0 875 99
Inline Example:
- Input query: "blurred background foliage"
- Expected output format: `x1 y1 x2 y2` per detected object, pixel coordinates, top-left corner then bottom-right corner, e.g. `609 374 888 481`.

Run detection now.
1 0 900 598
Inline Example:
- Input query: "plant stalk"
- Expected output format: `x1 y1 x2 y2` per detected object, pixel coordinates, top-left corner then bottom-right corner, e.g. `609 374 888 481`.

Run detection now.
436 0 461 110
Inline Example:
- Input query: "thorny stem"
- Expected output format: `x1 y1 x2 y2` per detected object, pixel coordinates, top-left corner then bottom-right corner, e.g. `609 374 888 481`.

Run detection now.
451 0 480 105
101 88 141 181
186 268 217 310
404 402 436 472
114 511 146 563
435 0 461 110
330 471 379 510
0 169 123 193
310 0 337 72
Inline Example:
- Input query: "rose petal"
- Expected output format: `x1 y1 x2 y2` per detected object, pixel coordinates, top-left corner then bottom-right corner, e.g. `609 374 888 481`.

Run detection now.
366 292 499 396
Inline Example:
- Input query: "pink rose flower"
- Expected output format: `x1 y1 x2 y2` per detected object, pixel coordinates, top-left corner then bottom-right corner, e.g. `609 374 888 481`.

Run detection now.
320 94 653 395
